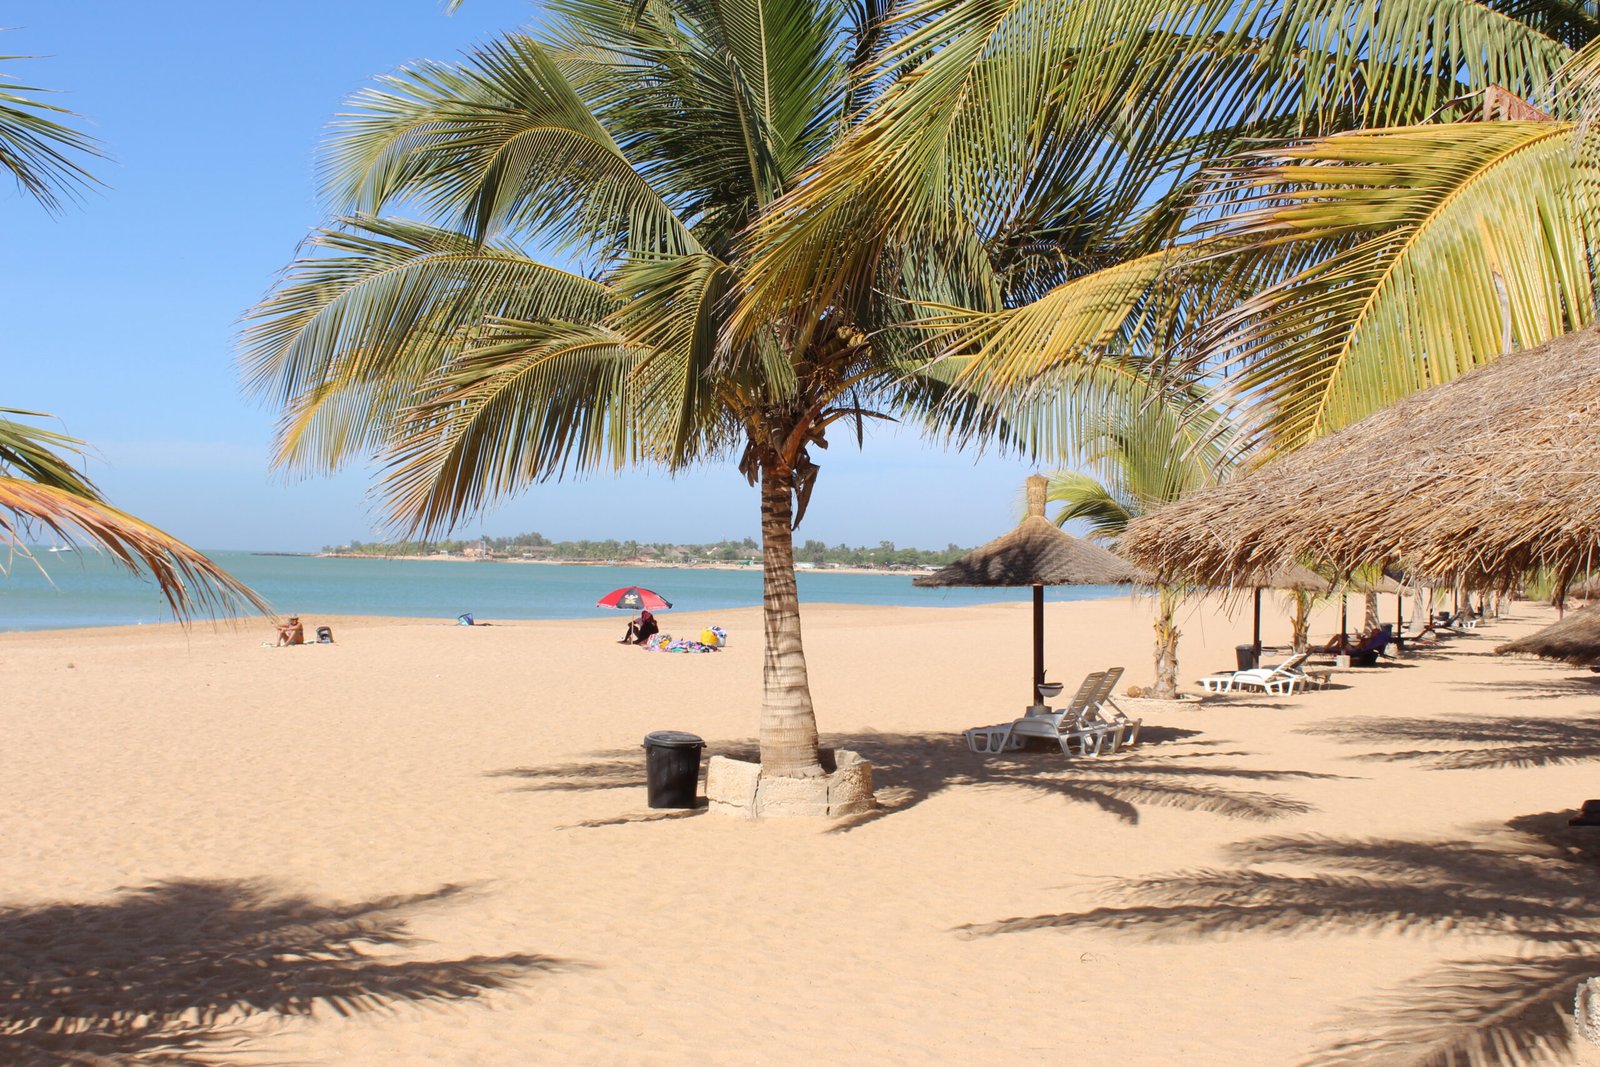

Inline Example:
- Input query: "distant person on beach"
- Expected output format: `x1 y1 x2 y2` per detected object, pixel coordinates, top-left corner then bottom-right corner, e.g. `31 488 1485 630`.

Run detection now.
621 610 658 645
276 615 305 646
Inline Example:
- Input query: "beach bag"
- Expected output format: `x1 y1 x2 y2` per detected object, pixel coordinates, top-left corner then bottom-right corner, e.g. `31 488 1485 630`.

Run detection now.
700 628 721 647
316 626 335 643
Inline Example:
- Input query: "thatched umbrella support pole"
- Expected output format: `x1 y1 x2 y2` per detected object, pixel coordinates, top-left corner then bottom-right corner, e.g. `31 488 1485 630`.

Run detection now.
1252 588 1262 654
1032 584 1045 705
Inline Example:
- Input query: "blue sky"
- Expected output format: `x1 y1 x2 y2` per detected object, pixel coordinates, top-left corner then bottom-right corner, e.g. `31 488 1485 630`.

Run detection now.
4 1 1045 553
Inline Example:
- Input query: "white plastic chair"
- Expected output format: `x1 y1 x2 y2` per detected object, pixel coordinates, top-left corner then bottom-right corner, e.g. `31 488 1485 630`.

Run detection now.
1002 668 1126 755
1199 652 1313 695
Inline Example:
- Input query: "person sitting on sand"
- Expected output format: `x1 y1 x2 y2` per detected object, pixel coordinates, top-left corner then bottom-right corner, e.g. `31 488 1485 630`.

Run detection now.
276 615 305 646
621 610 658 645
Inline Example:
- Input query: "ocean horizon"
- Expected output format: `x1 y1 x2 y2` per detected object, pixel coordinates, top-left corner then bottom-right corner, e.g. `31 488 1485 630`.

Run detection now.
0 549 1128 632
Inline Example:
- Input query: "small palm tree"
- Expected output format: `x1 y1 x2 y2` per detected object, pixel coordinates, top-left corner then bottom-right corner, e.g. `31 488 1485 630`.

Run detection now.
1047 392 1228 698
1 54 262 619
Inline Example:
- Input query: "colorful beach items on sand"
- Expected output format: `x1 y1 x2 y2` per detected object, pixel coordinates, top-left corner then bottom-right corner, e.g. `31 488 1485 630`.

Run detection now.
596 586 673 611
643 632 722 653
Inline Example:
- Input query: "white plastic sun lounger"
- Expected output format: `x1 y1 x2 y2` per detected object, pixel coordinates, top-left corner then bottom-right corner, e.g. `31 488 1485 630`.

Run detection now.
1003 668 1127 756
965 671 1105 754
1198 652 1313 695
1083 667 1141 747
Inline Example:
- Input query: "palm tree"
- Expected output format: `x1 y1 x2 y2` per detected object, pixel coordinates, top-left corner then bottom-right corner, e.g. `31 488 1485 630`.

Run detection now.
241 3 1010 778
1 52 263 619
1047 392 1228 698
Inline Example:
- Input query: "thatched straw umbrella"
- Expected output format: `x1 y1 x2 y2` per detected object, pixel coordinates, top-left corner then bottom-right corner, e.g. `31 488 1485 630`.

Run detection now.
1566 574 1600 602
1497 606 1600 665
914 475 1142 704
1232 563 1331 658
1120 327 1600 592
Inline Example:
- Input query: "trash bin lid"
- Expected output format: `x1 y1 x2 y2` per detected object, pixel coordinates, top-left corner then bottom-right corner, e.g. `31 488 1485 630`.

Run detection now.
643 730 704 748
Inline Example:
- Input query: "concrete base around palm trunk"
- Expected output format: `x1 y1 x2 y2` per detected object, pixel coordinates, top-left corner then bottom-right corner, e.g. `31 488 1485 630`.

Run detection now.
705 748 875 818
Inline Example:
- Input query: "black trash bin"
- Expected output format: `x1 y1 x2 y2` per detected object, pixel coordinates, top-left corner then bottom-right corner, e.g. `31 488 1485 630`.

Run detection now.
642 731 705 809
1236 644 1260 671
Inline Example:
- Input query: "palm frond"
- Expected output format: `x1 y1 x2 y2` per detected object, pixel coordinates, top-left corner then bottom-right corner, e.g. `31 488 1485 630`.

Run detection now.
1047 472 1133 541
376 320 663 535
0 53 101 211
1200 121 1596 450
0 407 101 499
0 413 267 619
323 34 696 256
731 0 1572 341
240 216 620 473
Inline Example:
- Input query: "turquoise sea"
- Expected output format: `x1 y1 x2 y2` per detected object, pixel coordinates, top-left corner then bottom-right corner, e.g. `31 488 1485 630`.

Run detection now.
0 550 1125 632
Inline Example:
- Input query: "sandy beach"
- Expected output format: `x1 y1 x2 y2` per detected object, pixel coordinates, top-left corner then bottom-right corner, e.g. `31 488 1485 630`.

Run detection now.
5 595 1599 1065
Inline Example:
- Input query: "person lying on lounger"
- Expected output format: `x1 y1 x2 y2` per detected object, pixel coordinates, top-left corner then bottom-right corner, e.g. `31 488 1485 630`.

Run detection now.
621 610 659 645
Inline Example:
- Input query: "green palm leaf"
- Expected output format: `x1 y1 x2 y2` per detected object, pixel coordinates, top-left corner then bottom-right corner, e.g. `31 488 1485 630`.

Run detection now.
324 33 696 256
0 53 101 211
733 0 1572 340
1202 121 1594 449
239 215 620 473
379 320 657 535
1047 472 1134 542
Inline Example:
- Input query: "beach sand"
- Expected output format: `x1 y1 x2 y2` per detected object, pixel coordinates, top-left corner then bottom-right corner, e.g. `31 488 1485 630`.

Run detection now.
5 595 1600 1065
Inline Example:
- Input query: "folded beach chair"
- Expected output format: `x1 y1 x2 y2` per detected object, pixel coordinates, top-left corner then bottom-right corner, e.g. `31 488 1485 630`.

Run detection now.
964 671 1104 754
1199 652 1313 695
1002 669 1125 756
1026 670 1103 719
1084 667 1141 747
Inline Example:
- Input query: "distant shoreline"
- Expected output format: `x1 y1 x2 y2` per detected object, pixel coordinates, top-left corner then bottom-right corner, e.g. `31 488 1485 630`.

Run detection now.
307 552 935 577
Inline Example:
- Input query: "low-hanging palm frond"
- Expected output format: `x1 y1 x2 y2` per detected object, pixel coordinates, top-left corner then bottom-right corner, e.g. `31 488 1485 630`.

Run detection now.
0 411 268 619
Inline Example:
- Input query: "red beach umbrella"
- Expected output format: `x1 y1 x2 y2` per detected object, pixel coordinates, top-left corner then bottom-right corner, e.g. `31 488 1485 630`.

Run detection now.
596 586 672 611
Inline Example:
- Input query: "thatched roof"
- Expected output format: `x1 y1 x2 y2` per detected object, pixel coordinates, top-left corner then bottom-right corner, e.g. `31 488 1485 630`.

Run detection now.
1121 327 1600 588
1564 573 1600 601
1496 606 1600 665
1239 562 1332 593
914 476 1142 588
1351 573 1406 595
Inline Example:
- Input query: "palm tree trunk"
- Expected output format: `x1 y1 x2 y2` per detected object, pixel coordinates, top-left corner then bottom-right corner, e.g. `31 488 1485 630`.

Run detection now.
1151 584 1180 699
1362 591 1380 631
758 463 823 777
1291 593 1312 652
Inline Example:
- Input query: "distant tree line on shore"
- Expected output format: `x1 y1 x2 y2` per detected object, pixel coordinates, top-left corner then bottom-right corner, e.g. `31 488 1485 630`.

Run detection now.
322 533 970 568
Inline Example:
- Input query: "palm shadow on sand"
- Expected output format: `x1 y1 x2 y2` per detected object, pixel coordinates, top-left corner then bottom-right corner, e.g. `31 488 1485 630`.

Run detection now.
0 880 563 1066
492 726 1344 833
959 811 1600 1066
1302 711 1600 770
